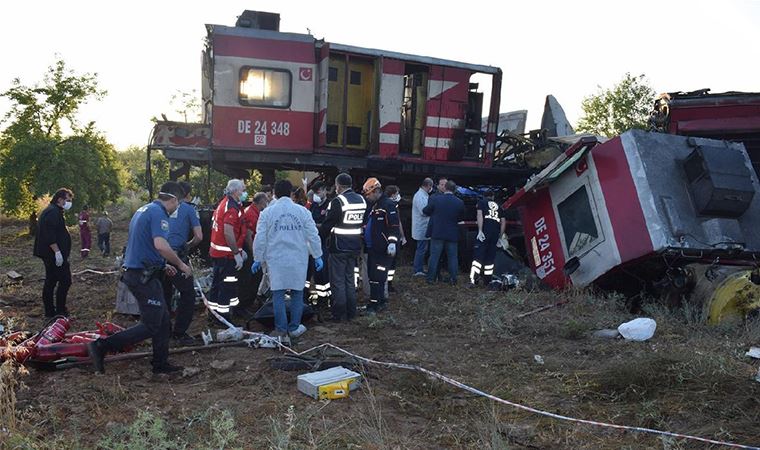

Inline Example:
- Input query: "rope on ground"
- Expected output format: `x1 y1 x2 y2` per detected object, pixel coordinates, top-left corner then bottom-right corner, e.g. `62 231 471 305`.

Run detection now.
71 269 119 276
189 263 757 449
292 343 760 450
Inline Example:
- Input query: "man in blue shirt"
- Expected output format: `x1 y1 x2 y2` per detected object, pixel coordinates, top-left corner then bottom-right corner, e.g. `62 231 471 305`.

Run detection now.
88 182 192 375
162 182 203 346
424 180 465 285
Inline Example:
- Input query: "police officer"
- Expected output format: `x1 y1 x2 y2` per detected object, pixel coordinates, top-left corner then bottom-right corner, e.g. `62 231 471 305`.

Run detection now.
362 177 400 314
88 182 191 374
321 173 366 321
470 190 501 286
162 181 202 345
208 179 248 324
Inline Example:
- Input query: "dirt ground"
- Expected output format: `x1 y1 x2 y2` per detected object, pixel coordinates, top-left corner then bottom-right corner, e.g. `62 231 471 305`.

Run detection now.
2 208 760 449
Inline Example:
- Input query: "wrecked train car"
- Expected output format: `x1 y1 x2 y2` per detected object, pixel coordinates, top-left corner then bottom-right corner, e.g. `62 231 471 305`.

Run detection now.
506 130 760 322
148 10 533 192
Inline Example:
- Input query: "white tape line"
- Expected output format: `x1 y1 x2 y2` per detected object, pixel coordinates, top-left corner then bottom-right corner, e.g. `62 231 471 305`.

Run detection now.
293 343 759 450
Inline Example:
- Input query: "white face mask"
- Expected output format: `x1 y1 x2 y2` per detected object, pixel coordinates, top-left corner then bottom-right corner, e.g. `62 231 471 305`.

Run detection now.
63 201 73 211
312 194 322 204
391 194 401 203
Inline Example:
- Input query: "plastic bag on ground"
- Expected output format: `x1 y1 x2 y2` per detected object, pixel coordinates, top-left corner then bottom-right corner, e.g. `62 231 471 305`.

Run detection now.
617 318 657 341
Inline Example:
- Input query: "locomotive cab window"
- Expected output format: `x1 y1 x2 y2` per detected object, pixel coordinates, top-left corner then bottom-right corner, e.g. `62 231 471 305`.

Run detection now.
556 184 601 257
239 67 291 108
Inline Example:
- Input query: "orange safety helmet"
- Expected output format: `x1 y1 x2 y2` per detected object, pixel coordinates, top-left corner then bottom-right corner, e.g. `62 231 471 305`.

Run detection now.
362 177 381 195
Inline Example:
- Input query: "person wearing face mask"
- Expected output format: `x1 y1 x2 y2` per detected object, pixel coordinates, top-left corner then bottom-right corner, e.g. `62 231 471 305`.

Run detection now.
320 173 366 322
362 178 400 314
88 182 192 375
412 178 434 277
34 187 75 317
306 181 331 309
208 179 248 324
383 185 406 294
161 182 203 346
251 180 323 344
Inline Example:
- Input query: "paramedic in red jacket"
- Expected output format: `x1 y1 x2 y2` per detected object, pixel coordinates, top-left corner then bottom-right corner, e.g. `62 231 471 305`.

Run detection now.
208 179 248 323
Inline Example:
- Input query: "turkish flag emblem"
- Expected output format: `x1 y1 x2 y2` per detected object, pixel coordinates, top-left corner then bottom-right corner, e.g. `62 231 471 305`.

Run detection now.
299 67 313 81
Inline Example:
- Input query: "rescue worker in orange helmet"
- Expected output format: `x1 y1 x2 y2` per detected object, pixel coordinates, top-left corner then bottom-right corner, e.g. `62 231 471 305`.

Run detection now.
361 177 400 314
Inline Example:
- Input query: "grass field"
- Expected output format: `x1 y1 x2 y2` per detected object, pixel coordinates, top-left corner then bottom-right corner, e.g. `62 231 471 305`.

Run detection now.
1 209 760 449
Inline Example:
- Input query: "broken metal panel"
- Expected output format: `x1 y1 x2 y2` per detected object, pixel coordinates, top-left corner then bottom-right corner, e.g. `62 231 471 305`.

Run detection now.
510 129 760 290
540 95 574 137
483 110 528 135
151 122 211 149
623 131 760 254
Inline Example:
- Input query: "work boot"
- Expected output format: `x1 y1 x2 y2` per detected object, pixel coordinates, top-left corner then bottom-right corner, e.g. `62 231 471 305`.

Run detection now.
152 362 183 374
88 339 108 374
269 330 291 346
172 333 195 347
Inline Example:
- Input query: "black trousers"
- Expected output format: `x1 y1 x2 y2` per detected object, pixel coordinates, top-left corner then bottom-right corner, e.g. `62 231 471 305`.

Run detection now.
97 233 111 255
161 262 196 336
41 257 71 316
471 230 499 284
237 256 261 310
367 251 391 307
306 246 331 305
103 269 170 368
329 252 358 321
209 258 239 315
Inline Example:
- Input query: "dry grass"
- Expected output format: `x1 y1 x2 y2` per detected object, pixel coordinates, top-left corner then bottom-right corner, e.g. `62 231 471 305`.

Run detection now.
3 211 760 448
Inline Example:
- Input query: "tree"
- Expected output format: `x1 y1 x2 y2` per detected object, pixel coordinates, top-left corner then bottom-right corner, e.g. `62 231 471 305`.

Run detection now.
117 146 261 204
170 89 202 123
0 58 122 218
576 73 656 137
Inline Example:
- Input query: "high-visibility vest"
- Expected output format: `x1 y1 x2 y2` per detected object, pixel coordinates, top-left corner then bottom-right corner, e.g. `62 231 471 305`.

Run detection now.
328 190 366 253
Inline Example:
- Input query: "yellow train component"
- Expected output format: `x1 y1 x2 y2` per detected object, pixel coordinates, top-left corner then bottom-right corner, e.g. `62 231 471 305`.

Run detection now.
706 269 760 325
326 55 376 149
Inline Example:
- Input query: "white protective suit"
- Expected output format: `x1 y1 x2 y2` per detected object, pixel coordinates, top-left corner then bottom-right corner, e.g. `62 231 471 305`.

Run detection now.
253 196 323 291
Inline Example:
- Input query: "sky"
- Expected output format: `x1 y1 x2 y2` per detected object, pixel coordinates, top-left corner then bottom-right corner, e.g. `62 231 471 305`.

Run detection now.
1 0 759 150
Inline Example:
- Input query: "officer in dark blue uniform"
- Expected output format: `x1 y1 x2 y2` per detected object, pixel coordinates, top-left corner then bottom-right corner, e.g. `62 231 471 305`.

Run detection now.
88 182 192 374
470 190 501 286
307 181 331 306
362 178 400 313
162 181 203 346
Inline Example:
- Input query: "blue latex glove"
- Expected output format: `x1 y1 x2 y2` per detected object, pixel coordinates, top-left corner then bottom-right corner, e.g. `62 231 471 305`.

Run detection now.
314 257 324 272
251 261 261 274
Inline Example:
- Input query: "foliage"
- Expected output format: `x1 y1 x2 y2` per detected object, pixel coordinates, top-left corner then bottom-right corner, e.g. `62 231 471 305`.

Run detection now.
117 145 261 205
0 58 122 218
576 73 656 137
96 409 184 450
170 89 202 123
0 58 105 141
95 407 242 450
